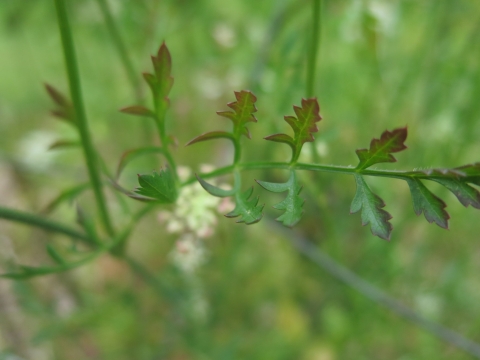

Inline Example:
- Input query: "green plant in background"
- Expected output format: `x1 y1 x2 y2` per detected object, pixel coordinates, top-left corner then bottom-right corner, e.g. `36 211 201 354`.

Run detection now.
2 0 480 359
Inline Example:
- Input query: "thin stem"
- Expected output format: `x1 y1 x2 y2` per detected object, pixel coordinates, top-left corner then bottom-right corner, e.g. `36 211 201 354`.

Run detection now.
275 223 480 358
182 161 467 186
306 0 322 98
306 0 322 163
54 0 114 236
0 206 90 243
95 0 141 103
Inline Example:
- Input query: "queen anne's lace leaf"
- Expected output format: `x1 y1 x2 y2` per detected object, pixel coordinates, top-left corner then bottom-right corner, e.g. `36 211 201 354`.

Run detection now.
350 174 392 240
217 90 258 139
265 98 321 162
135 167 177 203
256 171 304 227
406 178 449 229
225 187 264 224
356 128 407 170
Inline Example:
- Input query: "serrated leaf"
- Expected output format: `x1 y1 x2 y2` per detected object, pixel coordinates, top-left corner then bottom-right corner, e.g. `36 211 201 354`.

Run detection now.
120 105 156 119
185 131 236 146
116 146 164 179
356 128 407 170
265 98 321 162
431 178 480 209
135 167 178 203
350 174 392 240
225 187 264 224
217 90 257 139
196 172 240 198
406 178 449 229
256 171 304 227
45 83 75 125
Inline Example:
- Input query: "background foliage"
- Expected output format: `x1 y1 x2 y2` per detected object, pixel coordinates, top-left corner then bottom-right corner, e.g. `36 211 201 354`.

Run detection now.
1 0 480 359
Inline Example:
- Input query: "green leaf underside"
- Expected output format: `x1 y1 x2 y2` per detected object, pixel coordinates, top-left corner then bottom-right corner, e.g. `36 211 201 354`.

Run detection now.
431 178 480 209
116 146 164 179
265 98 321 162
406 178 449 229
120 105 156 119
356 128 407 170
225 187 264 224
350 174 392 240
217 90 257 139
186 131 236 146
196 172 241 198
143 42 173 111
256 171 304 227
135 168 177 203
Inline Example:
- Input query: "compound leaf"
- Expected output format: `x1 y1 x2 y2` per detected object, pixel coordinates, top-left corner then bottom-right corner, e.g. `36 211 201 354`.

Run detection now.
265 98 321 162
350 174 392 240
406 178 449 229
225 187 264 224
356 128 407 170
135 167 177 203
256 171 304 227
217 90 257 139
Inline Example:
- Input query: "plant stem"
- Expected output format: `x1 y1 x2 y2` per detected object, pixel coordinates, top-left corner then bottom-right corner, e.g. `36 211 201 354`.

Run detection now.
306 0 322 98
306 0 322 163
183 161 469 185
54 0 114 236
95 0 141 102
0 206 90 243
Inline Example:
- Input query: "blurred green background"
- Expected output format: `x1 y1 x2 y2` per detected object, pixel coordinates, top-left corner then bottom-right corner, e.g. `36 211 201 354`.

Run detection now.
1 0 480 359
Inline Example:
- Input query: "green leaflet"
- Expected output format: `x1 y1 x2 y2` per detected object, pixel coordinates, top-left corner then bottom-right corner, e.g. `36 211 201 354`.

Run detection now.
225 187 264 225
135 167 178 203
356 128 407 170
406 178 449 229
431 178 480 209
45 83 75 125
216 90 258 139
145 42 174 110
256 171 304 227
265 98 321 163
350 174 392 240
196 172 241 198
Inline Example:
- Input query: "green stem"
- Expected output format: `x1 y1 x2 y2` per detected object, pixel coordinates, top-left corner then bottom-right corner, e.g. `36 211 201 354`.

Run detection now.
182 161 467 186
306 0 322 98
54 0 114 236
95 0 141 102
0 206 90 243
306 0 322 164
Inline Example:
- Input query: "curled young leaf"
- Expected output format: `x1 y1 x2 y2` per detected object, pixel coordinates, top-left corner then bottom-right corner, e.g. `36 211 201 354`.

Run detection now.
350 174 393 240
406 178 449 229
356 128 407 170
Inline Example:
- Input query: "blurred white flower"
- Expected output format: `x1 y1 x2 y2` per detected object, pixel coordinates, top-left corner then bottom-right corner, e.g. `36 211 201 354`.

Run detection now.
158 166 222 238
169 233 207 274
212 23 237 48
